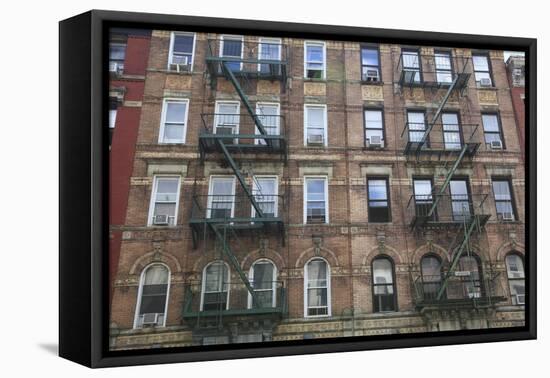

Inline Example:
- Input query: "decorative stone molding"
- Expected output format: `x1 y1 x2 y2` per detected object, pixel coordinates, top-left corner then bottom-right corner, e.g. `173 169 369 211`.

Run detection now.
257 80 281 95
146 163 188 177
361 85 384 101
404 87 425 102
295 240 340 268
130 177 153 186
128 250 182 275
360 164 393 178
477 89 498 105
298 164 333 178
304 81 326 96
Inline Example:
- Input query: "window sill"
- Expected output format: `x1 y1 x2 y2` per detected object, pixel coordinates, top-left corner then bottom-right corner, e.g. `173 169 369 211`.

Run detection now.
303 77 327 83
361 80 384 86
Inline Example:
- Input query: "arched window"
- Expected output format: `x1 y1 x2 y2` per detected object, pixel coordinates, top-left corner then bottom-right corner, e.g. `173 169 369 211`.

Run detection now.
248 260 277 309
135 264 170 328
202 261 230 311
421 255 442 300
372 257 397 312
506 254 525 305
458 255 482 299
304 258 331 317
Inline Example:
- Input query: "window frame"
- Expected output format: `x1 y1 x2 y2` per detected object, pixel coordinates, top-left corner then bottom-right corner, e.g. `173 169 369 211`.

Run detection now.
481 112 506 149
214 100 241 143
441 111 464 150
505 253 526 305
147 175 182 227
304 41 327 80
220 35 244 72
254 102 281 145
109 41 127 72
257 37 282 72
406 109 428 146
472 53 494 87
363 108 386 148
303 104 328 147
449 177 473 222
360 45 382 82
366 176 392 223
413 176 436 220
133 263 171 329
200 261 231 311
303 257 332 318
251 175 279 218
434 49 454 84
158 98 190 144
420 253 443 300
491 177 517 221
401 48 423 83
303 176 329 224
207 175 236 220
371 256 398 313
167 31 196 71
247 259 278 309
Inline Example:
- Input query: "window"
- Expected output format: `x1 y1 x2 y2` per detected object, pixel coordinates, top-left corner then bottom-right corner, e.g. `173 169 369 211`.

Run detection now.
109 98 117 146
202 261 229 311
304 105 327 146
252 177 278 218
482 114 504 149
258 38 282 74
304 177 328 224
434 51 453 84
407 111 426 144
208 176 236 219
305 258 330 317
148 176 181 226
134 264 170 328
159 99 189 143
367 177 391 222
372 257 396 312
364 109 384 147
304 41 326 79
402 49 421 83
215 101 240 144
220 35 243 72
421 255 442 300
492 179 516 221
472 54 493 87
168 32 195 70
442 112 461 150
361 47 380 82
505 254 525 305
449 179 471 222
255 103 280 145
458 255 482 299
414 179 435 220
109 42 126 72
249 260 277 308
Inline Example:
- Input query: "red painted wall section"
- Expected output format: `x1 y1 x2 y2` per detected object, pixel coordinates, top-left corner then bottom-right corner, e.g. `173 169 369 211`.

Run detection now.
123 36 150 75
509 86 525 162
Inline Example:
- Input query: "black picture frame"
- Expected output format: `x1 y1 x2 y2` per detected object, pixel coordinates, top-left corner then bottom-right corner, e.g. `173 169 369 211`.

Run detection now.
59 9 537 368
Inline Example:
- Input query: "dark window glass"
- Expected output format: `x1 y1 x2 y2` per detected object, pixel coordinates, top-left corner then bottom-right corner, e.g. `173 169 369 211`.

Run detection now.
482 114 504 148
367 178 390 222
361 47 380 82
492 179 516 221
372 258 396 312
506 254 525 305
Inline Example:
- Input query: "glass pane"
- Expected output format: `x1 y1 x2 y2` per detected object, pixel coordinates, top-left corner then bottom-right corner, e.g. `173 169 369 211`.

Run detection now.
450 180 468 197
222 38 242 57
421 256 441 279
307 179 325 199
308 288 327 307
307 107 324 127
154 203 176 217
259 39 280 60
435 53 451 70
306 44 323 62
506 255 525 278
211 178 234 195
373 258 393 284
163 124 185 141
492 181 511 200
459 256 480 279
482 115 499 132
109 44 126 60
473 55 489 71
496 201 514 216
253 262 274 290
165 102 187 123
173 34 194 54
139 294 166 314
144 265 169 285
307 260 328 287
403 51 420 68
156 179 178 198
254 178 276 196
442 113 458 126
361 48 379 66
414 180 432 199
205 262 228 292
365 110 383 129
368 179 388 201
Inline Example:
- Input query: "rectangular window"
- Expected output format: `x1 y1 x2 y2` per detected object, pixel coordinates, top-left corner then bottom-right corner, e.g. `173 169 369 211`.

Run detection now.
159 99 189 144
169 32 195 70
473 54 493 87
304 41 326 79
367 177 391 222
109 97 117 146
220 35 243 72
109 42 126 72
449 179 472 222
361 47 380 82
364 109 384 148
402 49 421 83
435 51 453 84
252 177 278 218
215 101 240 144
407 111 427 143
304 105 327 146
442 112 461 150
305 177 328 224
482 114 504 149
148 177 181 226
413 179 435 220
208 177 236 219
255 103 280 145
492 179 516 221
258 37 282 74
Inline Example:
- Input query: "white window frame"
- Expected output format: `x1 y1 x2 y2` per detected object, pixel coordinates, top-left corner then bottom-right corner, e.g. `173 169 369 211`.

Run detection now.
214 100 240 144
303 176 329 224
304 104 328 147
158 98 189 144
247 259 278 309
304 257 331 318
109 109 117 129
220 35 244 71
251 176 279 218
257 37 282 72
200 261 231 311
207 175 236 219
133 263 171 329
167 31 196 71
255 102 280 145
304 41 326 79
147 175 182 227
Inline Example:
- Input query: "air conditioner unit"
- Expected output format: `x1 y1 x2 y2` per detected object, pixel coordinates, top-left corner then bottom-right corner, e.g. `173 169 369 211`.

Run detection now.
307 134 324 145
365 70 380 82
109 62 124 75
501 212 514 221
490 140 503 150
141 313 160 326
367 135 384 148
153 214 169 225
515 294 525 305
479 77 492 87
170 56 190 72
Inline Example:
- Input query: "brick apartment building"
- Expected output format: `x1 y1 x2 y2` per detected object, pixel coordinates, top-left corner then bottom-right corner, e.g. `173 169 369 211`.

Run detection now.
109 29 526 350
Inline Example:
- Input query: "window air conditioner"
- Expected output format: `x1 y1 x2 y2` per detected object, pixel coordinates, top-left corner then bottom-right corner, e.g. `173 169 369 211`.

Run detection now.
515 294 525 305
490 140 503 150
153 214 169 225
142 313 160 326
365 70 380 82
501 212 514 221
367 135 384 148
307 134 324 145
170 56 190 72
479 77 492 87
